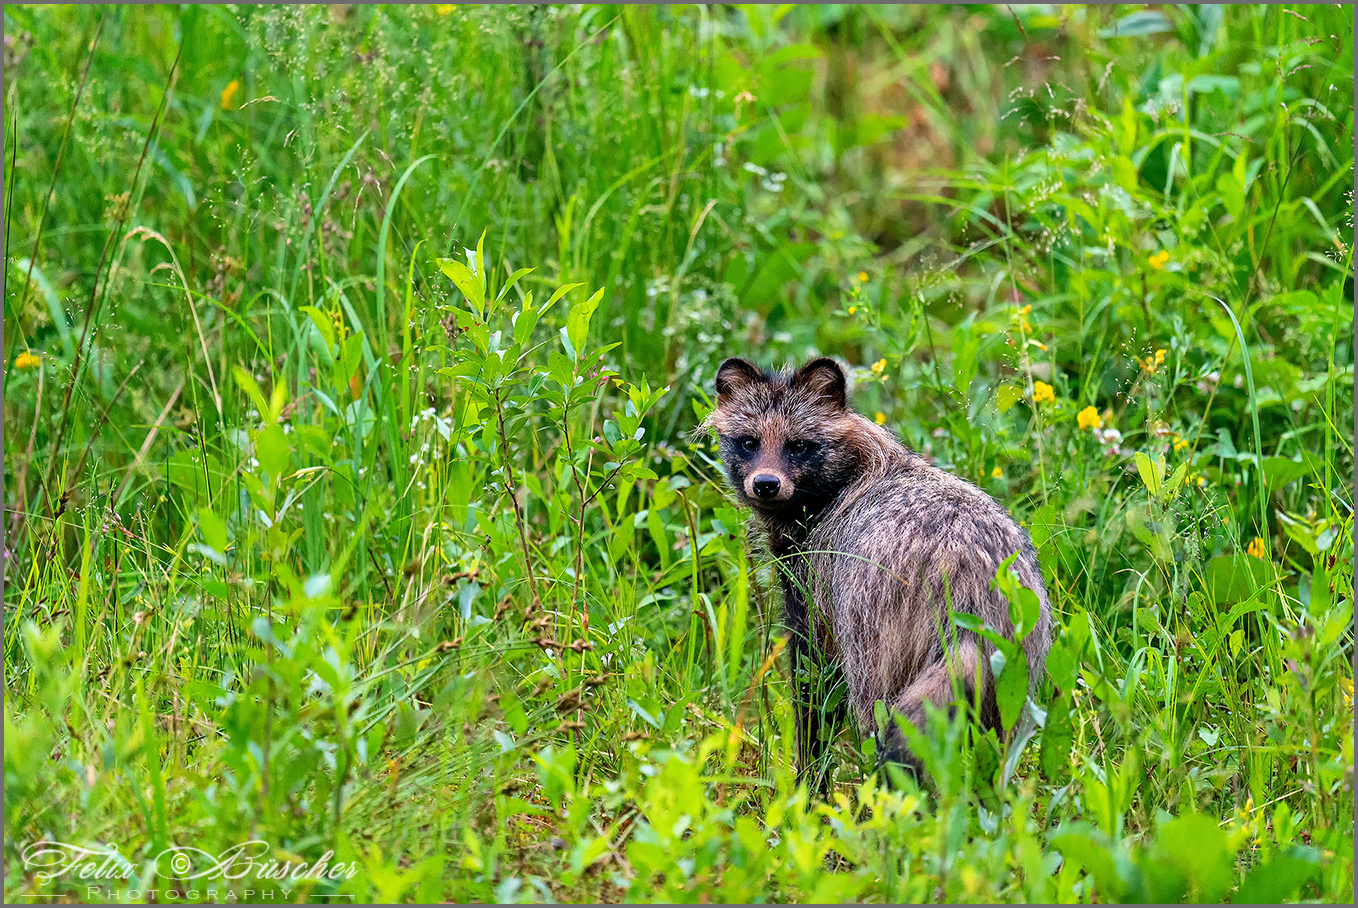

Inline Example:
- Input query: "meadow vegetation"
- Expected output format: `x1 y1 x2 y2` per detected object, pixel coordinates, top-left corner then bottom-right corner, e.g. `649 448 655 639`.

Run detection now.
4 4 1354 903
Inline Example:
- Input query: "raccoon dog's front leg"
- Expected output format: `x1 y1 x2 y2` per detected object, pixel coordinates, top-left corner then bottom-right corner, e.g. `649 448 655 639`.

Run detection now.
875 639 988 783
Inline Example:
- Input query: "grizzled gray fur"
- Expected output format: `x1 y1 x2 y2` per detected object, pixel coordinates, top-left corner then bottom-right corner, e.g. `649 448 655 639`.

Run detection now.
702 355 1052 787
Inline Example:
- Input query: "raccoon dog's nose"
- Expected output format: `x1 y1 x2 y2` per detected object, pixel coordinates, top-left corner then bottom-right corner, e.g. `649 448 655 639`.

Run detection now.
751 474 782 499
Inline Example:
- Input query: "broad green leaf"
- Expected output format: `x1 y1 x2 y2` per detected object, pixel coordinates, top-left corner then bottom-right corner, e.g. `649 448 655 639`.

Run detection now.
256 424 292 484
1053 829 1124 902
995 383 1023 413
1134 451 1164 499
1165 460 1188 500
1232 855 1322 904
1045 638 1077 690
1201 554 1273 606
232 367 270 423
197 507 228 552
1039 691 1073 783
512 303 542 346
1154 814 1234 902
1309 563 1332 611
1100 10 1173 37
299 305 336 349
292 424 332 459
546 351 576 387
993 646 1029 731
165 449 226 503
1261 455 1309 491
972 727 1002 812
566 287 605 357
437 257 484 313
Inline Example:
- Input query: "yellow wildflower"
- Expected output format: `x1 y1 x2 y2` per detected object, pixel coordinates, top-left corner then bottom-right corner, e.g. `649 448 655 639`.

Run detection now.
435 4 456 13
847 305 858 315
1173 436 1189 452
1077 406 1102 431
1032 380 1055 405
220 79 242 111
1246 536 1268 560
874 411 886 425
15 350 42 370
1195 474 1207 488
1036 342 1048 351
1139 348 1168 374
1149 250 1170 270
1020 318 1033 333
1017 304 1032 316
857 271 869 282
870 358 887 375
991 466 1003 479
1340 676 1353 710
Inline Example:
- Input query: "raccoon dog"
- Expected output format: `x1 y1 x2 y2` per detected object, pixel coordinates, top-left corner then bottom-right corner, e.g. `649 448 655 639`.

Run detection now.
704 356 1052 788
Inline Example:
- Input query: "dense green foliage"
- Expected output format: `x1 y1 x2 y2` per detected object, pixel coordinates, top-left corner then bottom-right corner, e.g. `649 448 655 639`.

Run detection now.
5 4 1353 903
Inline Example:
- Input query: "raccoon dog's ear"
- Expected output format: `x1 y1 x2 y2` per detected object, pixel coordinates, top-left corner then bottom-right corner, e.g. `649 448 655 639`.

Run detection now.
791 357 847 409
715 357 764 401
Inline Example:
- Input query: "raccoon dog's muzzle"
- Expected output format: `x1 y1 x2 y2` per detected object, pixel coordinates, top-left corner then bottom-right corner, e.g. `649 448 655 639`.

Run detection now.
745 470 792 502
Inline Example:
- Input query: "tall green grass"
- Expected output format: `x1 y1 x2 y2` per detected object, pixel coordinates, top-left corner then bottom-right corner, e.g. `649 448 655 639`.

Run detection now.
5 4 1353 903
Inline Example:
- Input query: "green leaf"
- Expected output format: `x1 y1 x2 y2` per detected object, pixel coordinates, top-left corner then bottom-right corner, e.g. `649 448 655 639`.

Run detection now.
437 257 485 314
992 553 1040 640
299 305 336 349
972 728 1002 812
232 367 270 424
256 424 292 484
995 383 1023 413
165 449 226 503
293 424 333 459
1134 451 1164 499
546 351 576 387
546 281 584 310
952 611 1020 663
1100 10 1173 38
872 698 889 734
1155 814 1234 902
1165 460 1188 500
993 646 1029 731
1202 554 1273 606
1309 563 1332 612
512 303 542 346
1039 691 1073 783
565 287 604 357
1261 456 1309 491
497 266 536 303
501 689 528 737
1045 639 1076 690
1232 855 1322 904
197 507 228 552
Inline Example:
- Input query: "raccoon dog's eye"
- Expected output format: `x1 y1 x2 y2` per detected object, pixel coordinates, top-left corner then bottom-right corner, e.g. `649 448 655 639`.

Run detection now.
787 439 813 456
734 436 759 454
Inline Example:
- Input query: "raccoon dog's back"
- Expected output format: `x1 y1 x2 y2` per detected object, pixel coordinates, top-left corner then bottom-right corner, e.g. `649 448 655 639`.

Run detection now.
807 456 1052 735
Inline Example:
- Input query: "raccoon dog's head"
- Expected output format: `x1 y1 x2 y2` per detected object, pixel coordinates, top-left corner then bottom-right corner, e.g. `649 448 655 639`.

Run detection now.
706 356 875 518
